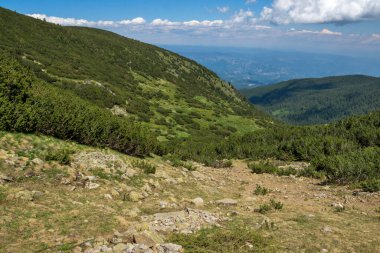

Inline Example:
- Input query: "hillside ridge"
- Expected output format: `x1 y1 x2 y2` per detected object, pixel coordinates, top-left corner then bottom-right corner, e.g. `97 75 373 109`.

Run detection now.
241 75 380 125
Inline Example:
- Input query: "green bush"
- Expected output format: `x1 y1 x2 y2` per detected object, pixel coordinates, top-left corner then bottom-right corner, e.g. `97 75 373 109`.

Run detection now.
270 199 284 210
257 199 284 214
254 185 270 196
45 149 73 165
361 180 380 192
208 159 232 168
249 163 277 174
132 160 156 174
257 204 272 214
0 54 160 157
169 221 275 252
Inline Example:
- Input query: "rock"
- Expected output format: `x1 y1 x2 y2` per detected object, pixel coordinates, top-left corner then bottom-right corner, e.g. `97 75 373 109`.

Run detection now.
244 197 256 202
15 190 43 201
159 201 168 209
85 182 100 190
72 246 82 253
133 230 164 247
60 177 72 185
142 184 152 193
191 197 204 207
191 171 208 180
331 202 344 209
129 191 143 202
113 243 128 253
104 194 113 200
215 198 238 206
0 173 13 184
254 217 274 230
31 158 44 165
124 207 141 218
110 189 120 197
142 208 220 234
122 168 137 178
165 178 177 184
157 243 183 253
322 226 333 233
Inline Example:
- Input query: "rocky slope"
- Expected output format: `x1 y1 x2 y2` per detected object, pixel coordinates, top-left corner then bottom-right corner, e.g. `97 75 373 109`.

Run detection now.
0 131 379 252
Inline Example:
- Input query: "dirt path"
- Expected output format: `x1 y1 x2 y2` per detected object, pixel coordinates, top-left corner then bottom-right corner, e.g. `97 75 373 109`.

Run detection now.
195 161 380 252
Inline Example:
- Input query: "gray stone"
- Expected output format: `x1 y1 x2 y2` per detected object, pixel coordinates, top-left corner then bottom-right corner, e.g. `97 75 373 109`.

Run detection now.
191 197 204 207
31 158 44 165
129 191 143 202
157 243 183 253
85 182 100 189
133 230 164 247
113 243 128 253
215 198 238 206
15 190 43 201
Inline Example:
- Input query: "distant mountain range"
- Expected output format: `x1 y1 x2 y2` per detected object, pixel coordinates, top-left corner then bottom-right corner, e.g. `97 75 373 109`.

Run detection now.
164 45 380 89
241 75 380 125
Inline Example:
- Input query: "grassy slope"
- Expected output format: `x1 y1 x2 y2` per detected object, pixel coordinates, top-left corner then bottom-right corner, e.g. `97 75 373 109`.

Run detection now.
0 8 270 142
240 75 380 125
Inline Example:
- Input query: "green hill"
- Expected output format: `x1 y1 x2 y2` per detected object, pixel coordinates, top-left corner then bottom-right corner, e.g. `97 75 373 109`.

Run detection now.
0 7 270 154
241 75 380 125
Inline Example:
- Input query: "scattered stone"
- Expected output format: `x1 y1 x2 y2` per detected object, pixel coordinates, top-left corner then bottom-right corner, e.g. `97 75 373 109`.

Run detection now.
72 151 129 171
191 197 204 207
60 177 72 185
159 201 168 209
129 191 143 202
158 243 183 253
244 197 256 202
254 217 274 230
142 208 220 234
122 168 137 178
0 173 13 184
31 158 44 165
133 230 164 247
322 226 333 233
85 182 100 190
331 202 344 210
104 194 113 200
14 190 43 201
215 198 238 206
113 243 128 253
124 207 141 218
314 193 328 199
191 171 208 180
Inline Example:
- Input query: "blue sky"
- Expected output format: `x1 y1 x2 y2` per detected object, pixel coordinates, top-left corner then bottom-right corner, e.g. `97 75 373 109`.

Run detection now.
2 0 380 56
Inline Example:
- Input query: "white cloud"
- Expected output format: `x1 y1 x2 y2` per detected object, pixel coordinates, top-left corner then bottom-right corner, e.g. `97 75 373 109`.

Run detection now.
217 6 230 14
28 14 145 27
151 19 180 26
230 9 255 24
261 0 380 24
362 33 380 43
246 0 257 4
119 17 146 25
320 29 342 36
289 28 342 36
183 20 224 27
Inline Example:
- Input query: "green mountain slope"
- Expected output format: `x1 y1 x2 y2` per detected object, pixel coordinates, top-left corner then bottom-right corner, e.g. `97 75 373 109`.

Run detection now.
0 7 270 146
241 75 380 125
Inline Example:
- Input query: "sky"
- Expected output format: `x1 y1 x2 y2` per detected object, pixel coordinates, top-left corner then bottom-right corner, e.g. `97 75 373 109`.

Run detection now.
1 0 380 57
